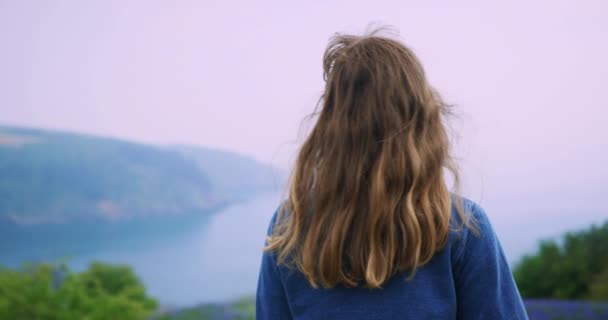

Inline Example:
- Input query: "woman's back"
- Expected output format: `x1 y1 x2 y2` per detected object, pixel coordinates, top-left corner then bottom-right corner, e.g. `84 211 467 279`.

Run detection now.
256 30 528 319
257 198 527 319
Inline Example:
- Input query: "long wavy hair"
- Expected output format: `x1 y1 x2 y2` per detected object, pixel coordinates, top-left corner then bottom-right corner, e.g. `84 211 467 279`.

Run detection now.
266 30 467 289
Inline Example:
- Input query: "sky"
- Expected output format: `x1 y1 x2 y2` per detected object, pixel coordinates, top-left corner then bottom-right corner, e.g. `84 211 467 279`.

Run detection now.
1 0 607 258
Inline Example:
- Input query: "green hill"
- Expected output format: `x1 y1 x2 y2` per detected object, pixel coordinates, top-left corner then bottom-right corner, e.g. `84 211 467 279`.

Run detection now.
0 126 280 225
174 145 282 197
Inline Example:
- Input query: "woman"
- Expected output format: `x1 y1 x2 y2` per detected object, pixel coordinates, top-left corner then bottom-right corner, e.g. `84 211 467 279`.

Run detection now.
256 31 528 319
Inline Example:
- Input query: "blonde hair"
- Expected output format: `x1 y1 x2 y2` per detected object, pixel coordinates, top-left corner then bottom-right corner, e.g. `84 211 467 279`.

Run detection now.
266 30 466 288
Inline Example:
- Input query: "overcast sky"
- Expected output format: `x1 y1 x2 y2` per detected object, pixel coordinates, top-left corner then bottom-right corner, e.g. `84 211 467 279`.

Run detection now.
1 0 607 257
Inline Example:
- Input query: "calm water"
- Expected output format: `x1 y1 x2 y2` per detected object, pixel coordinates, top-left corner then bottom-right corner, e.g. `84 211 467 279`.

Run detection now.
1 192 281 307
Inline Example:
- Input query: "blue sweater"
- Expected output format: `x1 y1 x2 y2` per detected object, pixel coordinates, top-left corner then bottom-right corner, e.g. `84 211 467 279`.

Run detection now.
256 198 529 319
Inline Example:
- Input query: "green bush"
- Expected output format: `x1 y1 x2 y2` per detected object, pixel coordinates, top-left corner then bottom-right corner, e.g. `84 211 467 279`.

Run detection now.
0 262 158 320
514 221 608 301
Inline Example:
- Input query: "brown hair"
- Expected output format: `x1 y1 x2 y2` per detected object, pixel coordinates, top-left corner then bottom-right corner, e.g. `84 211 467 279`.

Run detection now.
266 30 467 289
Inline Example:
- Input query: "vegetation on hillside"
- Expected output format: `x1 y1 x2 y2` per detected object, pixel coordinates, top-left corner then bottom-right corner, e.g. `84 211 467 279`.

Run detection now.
0 126 278 224
175 146 282 198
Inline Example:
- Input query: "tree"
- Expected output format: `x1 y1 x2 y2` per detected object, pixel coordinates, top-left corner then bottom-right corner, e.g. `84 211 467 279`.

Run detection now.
514 221 608 301
0 261 158 320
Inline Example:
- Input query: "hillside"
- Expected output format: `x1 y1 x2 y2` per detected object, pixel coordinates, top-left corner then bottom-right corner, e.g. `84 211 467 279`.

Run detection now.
0 126 280 225
174 146 283 199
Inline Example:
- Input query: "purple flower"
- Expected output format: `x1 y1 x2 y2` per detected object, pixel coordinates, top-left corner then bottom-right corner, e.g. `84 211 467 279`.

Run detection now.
524 299 608 320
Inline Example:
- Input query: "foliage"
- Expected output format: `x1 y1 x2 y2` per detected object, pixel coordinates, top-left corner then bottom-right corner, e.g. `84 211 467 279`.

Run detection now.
514 221 608 301
588 268 608 301
157 297 255 320
0 126 213 224
0 126 279 225
230 297 255 318
0 261 158 320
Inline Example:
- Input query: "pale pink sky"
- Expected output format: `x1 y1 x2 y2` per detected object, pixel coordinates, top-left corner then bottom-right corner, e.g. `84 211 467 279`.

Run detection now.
1 0 607 257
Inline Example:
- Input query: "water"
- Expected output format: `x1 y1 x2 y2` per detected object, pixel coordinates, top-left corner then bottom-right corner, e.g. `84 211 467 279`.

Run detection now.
1 192 281 307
